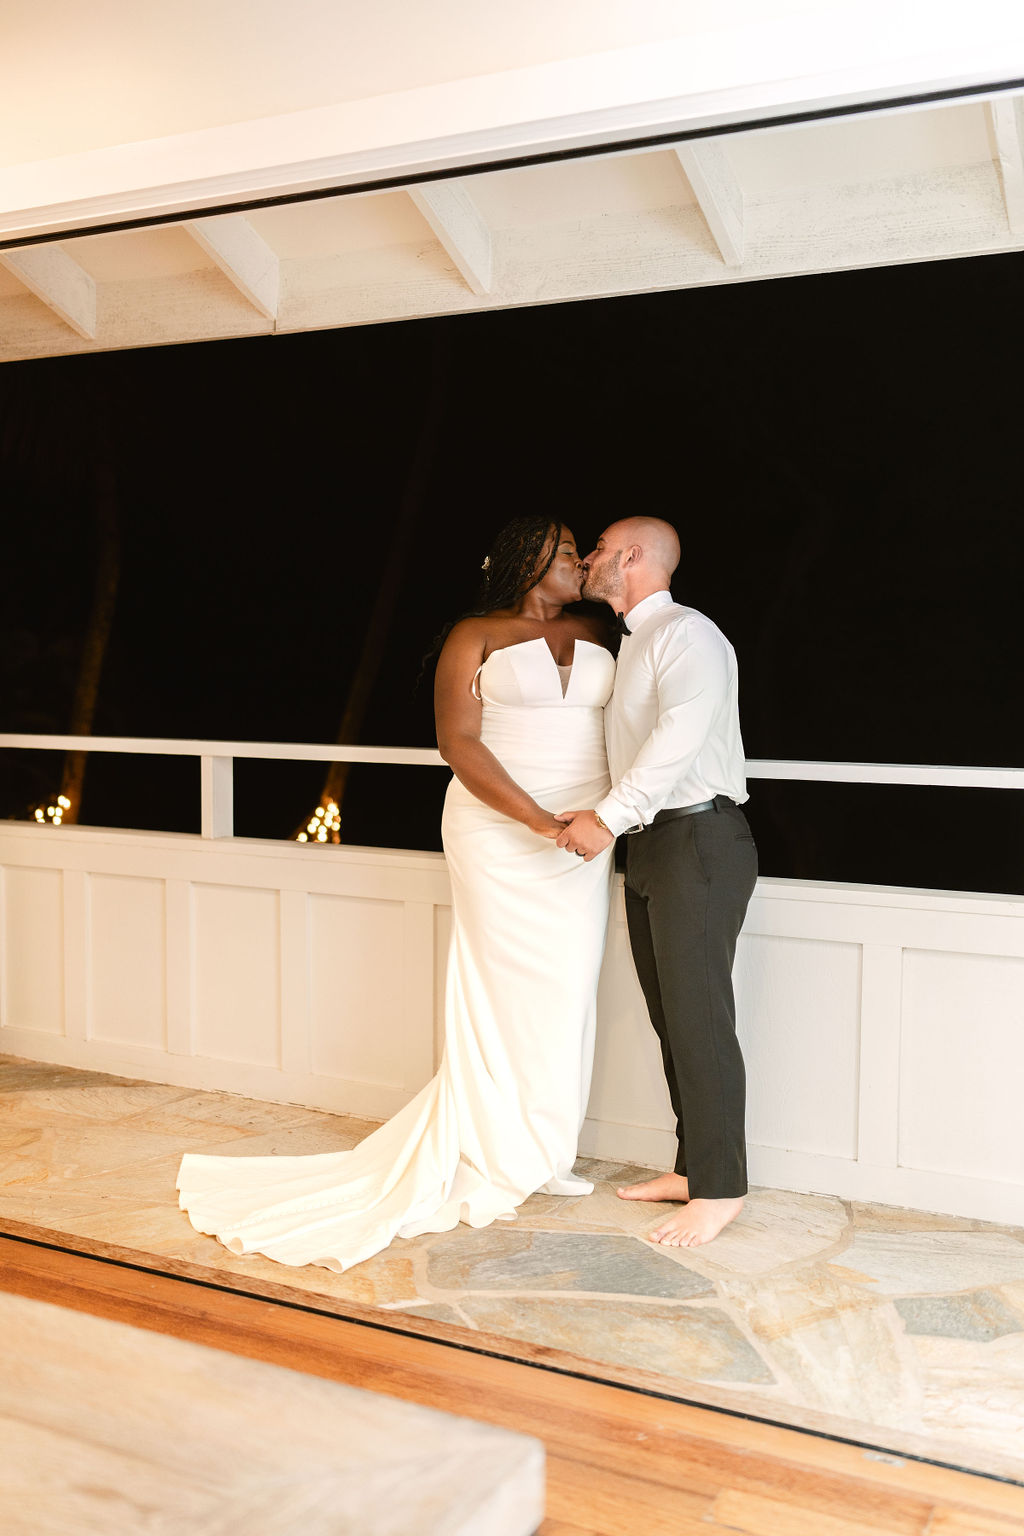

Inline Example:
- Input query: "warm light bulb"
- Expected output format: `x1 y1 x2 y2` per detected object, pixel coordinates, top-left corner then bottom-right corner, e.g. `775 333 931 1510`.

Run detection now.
297 832 308 842
58 796 70 808
317 829 327 842
34 809 44 821
53 815 62 825
307 822 317 834
47 806 55 815
316 806 325 816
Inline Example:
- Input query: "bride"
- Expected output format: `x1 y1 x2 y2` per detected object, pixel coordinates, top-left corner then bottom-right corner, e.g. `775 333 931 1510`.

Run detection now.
177 516 616 1271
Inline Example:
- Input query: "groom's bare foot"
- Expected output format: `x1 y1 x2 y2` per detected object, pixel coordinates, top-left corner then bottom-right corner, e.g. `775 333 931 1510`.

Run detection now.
616 1171 689 1202
650 1196 743 1247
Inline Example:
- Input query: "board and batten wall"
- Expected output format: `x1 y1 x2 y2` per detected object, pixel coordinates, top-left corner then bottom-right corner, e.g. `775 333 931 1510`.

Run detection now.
1 821 1022 1225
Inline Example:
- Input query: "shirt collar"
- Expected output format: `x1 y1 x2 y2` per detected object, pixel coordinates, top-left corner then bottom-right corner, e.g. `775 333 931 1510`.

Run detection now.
623 589 674 634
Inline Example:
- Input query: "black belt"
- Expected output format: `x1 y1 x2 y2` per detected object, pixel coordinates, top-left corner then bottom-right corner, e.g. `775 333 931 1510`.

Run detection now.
627 796 733 834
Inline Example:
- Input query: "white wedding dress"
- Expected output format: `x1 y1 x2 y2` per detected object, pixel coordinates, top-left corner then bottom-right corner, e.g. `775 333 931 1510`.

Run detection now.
177 638 616 1271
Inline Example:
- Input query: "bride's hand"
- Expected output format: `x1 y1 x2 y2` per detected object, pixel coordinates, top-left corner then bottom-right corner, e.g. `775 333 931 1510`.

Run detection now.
528 812 563 840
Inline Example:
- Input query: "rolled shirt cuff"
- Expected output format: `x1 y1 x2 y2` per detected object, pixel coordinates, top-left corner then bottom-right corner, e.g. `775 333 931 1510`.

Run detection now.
593 794 640 838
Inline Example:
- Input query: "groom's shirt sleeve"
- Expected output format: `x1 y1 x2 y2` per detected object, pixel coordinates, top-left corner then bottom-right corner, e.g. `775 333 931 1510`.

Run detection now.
594 616 728 836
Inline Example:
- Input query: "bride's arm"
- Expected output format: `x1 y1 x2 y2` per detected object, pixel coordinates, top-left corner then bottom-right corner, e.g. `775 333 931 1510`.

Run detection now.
434 621 562 838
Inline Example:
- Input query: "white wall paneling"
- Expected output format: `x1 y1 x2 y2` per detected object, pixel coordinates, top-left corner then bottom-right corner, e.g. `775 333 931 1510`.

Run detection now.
309 893 415 1112
279 887 311 1077
2 865 64 1036
899 948 1024 1186
164 878 194 1058
88 873 166 1050
736 933 861 1161
193 884 281 1068
1 820 1022 1225
856 943 903 1168
61 866 90 1043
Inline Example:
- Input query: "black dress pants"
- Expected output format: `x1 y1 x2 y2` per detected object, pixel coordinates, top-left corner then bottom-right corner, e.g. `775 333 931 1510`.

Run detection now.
623 798 757 1199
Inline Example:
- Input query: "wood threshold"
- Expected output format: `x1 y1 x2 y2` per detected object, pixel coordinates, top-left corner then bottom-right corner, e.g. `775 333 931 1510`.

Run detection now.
1 1233 1022 1536
7 1213 1020 1486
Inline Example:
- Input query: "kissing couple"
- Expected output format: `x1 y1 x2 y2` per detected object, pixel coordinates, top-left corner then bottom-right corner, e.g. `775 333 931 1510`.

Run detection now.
178 515 757 1269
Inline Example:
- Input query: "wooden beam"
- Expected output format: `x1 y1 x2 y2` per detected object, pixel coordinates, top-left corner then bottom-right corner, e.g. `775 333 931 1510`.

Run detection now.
674 141 744 267
989 94 1024 234
185 213 279 319
0 243 96 337
5 161 1024 365
408 182 493 295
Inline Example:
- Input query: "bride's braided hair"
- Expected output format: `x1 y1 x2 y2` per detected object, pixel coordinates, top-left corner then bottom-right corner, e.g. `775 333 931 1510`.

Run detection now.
477 515 561 613
419 515 561 679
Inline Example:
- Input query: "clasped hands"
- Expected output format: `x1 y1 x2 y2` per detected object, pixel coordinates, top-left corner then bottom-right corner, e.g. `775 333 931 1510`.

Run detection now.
553 809 614 861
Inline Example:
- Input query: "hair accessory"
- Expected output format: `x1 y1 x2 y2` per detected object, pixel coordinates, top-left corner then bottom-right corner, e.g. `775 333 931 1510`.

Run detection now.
481 555 491 572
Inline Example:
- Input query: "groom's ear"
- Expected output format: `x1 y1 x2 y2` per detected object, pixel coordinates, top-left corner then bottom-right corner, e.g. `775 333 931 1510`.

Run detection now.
624 543 643 567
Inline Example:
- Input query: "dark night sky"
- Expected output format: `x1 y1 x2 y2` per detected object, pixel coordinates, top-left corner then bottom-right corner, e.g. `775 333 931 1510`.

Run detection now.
2 249 1021 893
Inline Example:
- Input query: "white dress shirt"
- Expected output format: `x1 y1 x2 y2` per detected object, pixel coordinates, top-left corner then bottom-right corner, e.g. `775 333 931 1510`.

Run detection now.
595 591 748 837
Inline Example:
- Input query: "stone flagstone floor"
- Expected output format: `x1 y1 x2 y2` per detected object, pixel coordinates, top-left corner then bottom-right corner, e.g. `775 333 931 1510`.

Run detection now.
2 1056 1023 1482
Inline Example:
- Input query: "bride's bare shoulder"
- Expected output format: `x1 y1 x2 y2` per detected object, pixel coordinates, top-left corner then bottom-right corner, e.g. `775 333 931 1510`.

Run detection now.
440 612 520 666
439 616 489 661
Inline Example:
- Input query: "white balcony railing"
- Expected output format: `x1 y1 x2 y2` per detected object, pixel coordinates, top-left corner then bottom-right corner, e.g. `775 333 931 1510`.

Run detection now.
2 731 1023 1227
2 733 1021 839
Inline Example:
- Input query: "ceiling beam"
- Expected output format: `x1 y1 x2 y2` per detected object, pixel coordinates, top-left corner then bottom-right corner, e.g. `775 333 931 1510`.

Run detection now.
185 214 279 319
408 182 493 295
989 94 1024 233
0 243 96 337
5 160 1024 365
674 142 744 267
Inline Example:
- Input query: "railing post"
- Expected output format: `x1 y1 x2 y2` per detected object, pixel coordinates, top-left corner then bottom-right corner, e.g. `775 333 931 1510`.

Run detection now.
200 755 234 838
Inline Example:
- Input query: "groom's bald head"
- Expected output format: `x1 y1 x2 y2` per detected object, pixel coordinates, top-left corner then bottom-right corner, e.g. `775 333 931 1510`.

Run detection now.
604 518 680 582
580 517 680 608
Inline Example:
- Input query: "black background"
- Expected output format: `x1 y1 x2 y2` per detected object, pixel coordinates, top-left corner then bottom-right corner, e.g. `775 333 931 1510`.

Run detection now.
2 249 1021 893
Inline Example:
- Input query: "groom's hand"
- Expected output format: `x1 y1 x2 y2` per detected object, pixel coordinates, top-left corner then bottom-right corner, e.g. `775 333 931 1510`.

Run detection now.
554 810 614 861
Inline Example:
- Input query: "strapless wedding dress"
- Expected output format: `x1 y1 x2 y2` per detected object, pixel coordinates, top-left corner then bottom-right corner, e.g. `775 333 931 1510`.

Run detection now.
176 638 616 1271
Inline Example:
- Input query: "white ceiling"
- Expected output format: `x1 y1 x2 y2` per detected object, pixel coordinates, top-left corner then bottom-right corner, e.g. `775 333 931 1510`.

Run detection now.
1 3 1022 363
0 0 839 167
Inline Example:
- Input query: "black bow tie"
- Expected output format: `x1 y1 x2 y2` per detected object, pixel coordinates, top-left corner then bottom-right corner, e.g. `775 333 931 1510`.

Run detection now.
614 612 632 636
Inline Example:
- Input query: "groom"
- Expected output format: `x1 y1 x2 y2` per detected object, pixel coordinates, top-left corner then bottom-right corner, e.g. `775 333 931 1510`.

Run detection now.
556 517 757 1248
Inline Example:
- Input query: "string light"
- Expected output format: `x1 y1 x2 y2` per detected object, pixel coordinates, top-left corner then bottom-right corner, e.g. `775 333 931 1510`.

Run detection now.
295 799 341 845
30 793 74 827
